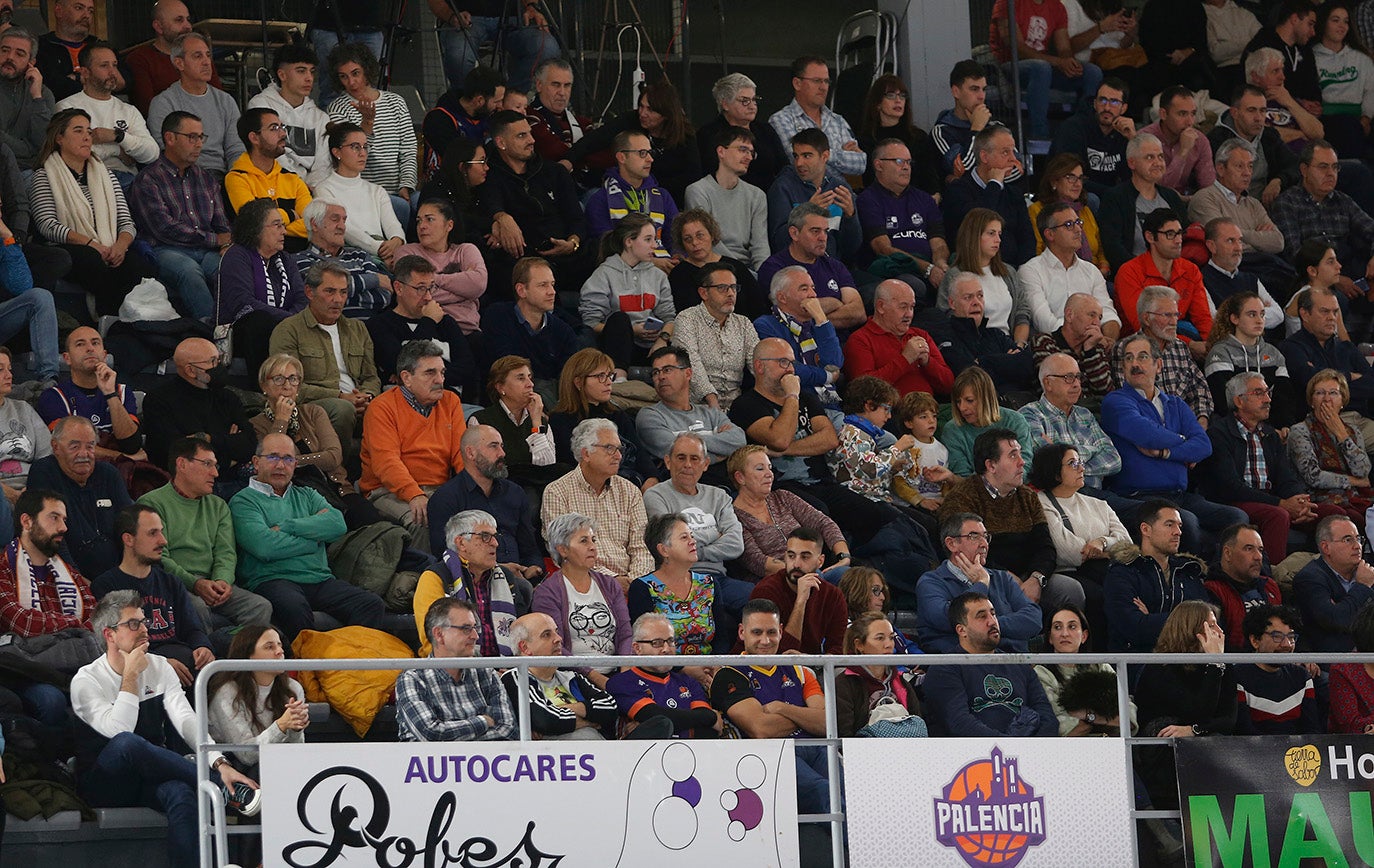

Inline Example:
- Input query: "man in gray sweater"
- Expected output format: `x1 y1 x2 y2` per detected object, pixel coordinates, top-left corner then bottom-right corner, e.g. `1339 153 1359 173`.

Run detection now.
0 28 54 170
635 346 747 488
147 32 243 175
685 125 770 271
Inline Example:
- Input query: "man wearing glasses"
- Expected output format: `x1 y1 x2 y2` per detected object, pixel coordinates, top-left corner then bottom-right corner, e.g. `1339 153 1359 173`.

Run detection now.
141 337 256 477
368 254 481 399
768 55 865 177
1050 79 1135 197
1293 516 1374 652
635 346 746 486
1233 603 1321 734
396 596 515 742
670 263 759 411
607 611 723 738
585 129 679 261
224 107 314 247
1201 371 1339 560
230 432 385 643
129 111 230 321
855 139 948 302
1020 202 1120 338
1112 209 1213 351
685 125 769 272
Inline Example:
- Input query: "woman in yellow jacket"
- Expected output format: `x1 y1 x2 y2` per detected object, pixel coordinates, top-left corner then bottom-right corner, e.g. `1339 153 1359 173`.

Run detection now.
1027 153 1111 275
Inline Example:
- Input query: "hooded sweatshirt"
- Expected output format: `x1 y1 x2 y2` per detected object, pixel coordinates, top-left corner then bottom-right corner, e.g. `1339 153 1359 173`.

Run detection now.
579 254 676 348
247 83 333 188
1202 334 1302 428
1313 43 1374 117
931 111 1024 181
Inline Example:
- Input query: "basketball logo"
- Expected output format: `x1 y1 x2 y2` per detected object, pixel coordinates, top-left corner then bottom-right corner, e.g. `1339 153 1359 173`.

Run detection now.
934 747 1047 868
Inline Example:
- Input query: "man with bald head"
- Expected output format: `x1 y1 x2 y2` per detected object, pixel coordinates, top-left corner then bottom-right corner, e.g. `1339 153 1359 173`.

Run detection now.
843 278 953 397
229 433 385 642
38 326 142 461
1020 353 1126 495
125 0 224 116
502 611 633 740
1030 292 1117 405
425 423 543 581
35 0 96 102
141 338 256 483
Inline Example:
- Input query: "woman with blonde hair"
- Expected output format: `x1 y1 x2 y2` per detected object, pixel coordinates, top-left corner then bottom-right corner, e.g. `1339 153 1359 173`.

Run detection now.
936 207 1031 344
549 347 656 486
1027 153 1108 272
1287 369 1374 517
939 366 1035 477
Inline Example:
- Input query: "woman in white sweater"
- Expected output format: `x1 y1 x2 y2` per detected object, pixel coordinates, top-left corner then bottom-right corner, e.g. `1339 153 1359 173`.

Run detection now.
1030 442 1130 583
312 122 406 266
324 42 418 222
206 625 308 773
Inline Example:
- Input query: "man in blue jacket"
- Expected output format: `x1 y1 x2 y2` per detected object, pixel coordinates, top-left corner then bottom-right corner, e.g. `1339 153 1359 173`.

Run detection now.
916 512 1042 653
1103 499 1209 652
923 590 1057 737
1279 285 1374 415
1101 334 1246 554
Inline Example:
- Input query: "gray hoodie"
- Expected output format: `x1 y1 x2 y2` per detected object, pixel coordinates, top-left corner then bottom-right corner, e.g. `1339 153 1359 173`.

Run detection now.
247 83 332 188
579 254 676 348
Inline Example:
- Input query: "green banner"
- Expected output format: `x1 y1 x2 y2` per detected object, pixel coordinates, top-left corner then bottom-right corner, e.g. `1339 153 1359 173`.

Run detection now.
1177 735 1374 868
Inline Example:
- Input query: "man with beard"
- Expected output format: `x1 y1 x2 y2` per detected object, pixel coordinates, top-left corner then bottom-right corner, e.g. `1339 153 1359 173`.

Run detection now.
745 527 847 654
35 0 95 102
922 590 1058 736
141 338 257 481
0 487 94 727
1098 132 1185 275
225 107 313 246
38 326 143 460
359 340 467 552
1204 523 1282 650
607 611 723 738
92 505 213 684
423 64 505 175
55 43 157 186
0 28 52 172
1050 78 1136 197
426 424 544 581
125 0 225 117
28 416 131 578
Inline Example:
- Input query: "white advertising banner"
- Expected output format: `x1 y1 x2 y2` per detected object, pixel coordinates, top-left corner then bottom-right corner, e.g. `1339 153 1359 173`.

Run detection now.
844 737 1134 867
261 739 798 867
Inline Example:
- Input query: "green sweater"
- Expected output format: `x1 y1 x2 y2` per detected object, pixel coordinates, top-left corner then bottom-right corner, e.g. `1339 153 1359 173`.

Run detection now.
228 481 347 590
139 483 238 591
938 408 1035 478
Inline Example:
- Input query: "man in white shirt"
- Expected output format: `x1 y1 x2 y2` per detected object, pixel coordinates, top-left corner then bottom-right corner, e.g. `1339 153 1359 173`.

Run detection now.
55 42 156 186
1019 201 1121 338
71 590 260 868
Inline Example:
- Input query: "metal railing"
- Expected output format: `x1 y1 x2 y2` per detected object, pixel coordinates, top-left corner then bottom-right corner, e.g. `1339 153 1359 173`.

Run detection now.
192 649 1365 868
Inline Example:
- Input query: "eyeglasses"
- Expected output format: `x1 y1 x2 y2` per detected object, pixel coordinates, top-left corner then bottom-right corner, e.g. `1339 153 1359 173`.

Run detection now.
261 123 286 132
1060 173 1085 183
1063 458 1085 469
730 145 755 157
187 456 219 470
1046 372 1083 382
633 637 675 648
1263 630 1299 645
591 443 624 455
115 617 147 631
396 279 436 294
877 403 893 414
876 157 911 167
257 453 297 465
462 159 487 166
461 531 499 543
1051 218 1085 231
650 363 689 378
1310 162 1341 172
1153 228 1185 240
1145 309 1182 320
268 374 301 387
584 371 616 383
882 91 907 101
1095 96 1125 107
703 282 738 293
618 148 653 159
759 357 795 368
441 622 480 634
869 585 886 596
733 96 760 107
1331 534 1363 545
171 131 208 143
952 531 993 543
1313 389 1344 399
1244 387 1274 398
798 76 831 85
341 142 369 152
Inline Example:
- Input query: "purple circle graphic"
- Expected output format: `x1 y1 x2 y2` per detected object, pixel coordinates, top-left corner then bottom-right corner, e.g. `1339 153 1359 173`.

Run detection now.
732 788 764 830
672 776 702 807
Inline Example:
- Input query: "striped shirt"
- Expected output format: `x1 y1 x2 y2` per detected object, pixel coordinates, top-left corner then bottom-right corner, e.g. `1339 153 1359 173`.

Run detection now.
29 163 135 244
327 89 418 193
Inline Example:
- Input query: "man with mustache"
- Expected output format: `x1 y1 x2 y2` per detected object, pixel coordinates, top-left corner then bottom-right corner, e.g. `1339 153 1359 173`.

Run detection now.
0 487 93 728
55 42 156 186
28 415 131 578
745 527 847 655
92 504 213 686
359 339 467 553
923 589 1058 736
917 512 1043 653
34 0 94 102
0 27 51 171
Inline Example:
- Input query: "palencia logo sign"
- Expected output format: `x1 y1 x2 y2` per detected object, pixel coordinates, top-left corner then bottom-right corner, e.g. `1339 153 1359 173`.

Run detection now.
1179 736 1374 867
933 746 1047 868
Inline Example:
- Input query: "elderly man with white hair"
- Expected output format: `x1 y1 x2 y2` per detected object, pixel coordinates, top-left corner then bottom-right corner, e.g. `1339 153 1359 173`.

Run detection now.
1030 292 1117 405
697 72 788 188
754 264 845 407
412 507 532 658
1021 353 1123 488
1098 131 1186 274
542 418 654 594
1112 284 1215 426
843 277 952 396
294 198 392 319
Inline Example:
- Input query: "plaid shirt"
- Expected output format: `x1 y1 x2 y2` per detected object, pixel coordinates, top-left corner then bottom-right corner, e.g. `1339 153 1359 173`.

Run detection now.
1238 418 1271 491
1019 396 1123 487
128 154 230 249
395 660 514 742
1113 336 1214 420
768 99 866 176
1270 185 1374 259
541 467 655 578
1031 329 1115 400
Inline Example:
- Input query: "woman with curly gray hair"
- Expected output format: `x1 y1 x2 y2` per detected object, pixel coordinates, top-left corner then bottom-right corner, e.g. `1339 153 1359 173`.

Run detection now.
325 41 418 226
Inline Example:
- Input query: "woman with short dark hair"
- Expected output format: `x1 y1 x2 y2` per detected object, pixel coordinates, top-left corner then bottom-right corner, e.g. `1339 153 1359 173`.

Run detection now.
217 198 306 375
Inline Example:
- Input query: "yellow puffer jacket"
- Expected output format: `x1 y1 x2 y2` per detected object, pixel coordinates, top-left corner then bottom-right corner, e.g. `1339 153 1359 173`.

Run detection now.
293 626 414 737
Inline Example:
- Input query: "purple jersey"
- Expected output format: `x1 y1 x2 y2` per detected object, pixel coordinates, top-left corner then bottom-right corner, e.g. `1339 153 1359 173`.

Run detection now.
37 380 137 434
856 183 943 261
711 663 821 738
757 249 855 304
606 666 713 738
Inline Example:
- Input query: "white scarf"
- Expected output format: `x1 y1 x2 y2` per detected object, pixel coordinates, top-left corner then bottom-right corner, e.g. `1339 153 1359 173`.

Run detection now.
43 151 117 246
9 538 82 619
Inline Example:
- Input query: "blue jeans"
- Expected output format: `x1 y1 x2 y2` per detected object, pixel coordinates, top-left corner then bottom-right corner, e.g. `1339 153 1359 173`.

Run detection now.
310 28 386 106
18 680 66 727
1010 59 1103 139
79 732 200 868
152 245 221 321
0 288 58 379
390 193 414 228
794 744 833 815
438 17 562 93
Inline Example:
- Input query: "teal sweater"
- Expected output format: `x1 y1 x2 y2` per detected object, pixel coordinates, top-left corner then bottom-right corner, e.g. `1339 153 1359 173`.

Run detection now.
139 483 237 590
228 482 347 590
938 408 1035 478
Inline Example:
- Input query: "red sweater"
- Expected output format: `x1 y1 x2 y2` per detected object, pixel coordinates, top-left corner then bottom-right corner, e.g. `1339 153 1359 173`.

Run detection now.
1113 252 1213 339
744 570 848 654
842 318 954 397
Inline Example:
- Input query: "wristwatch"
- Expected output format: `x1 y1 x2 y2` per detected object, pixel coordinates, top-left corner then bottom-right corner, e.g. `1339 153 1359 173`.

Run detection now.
1084 710 1097 724
1030 571 1047 588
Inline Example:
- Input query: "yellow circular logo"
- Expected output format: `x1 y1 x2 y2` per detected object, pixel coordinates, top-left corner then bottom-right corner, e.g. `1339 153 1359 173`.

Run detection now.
1284 745 1321 787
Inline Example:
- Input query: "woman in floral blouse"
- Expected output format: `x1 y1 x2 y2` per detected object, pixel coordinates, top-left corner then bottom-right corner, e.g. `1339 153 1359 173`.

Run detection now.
627 514 719 654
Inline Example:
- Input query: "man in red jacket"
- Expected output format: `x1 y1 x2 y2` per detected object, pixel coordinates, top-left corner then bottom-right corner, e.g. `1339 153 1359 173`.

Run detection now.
842 279 953 397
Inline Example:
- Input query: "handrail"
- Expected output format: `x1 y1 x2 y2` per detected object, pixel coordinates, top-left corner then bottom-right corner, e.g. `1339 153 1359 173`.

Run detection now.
193 650 1363 868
